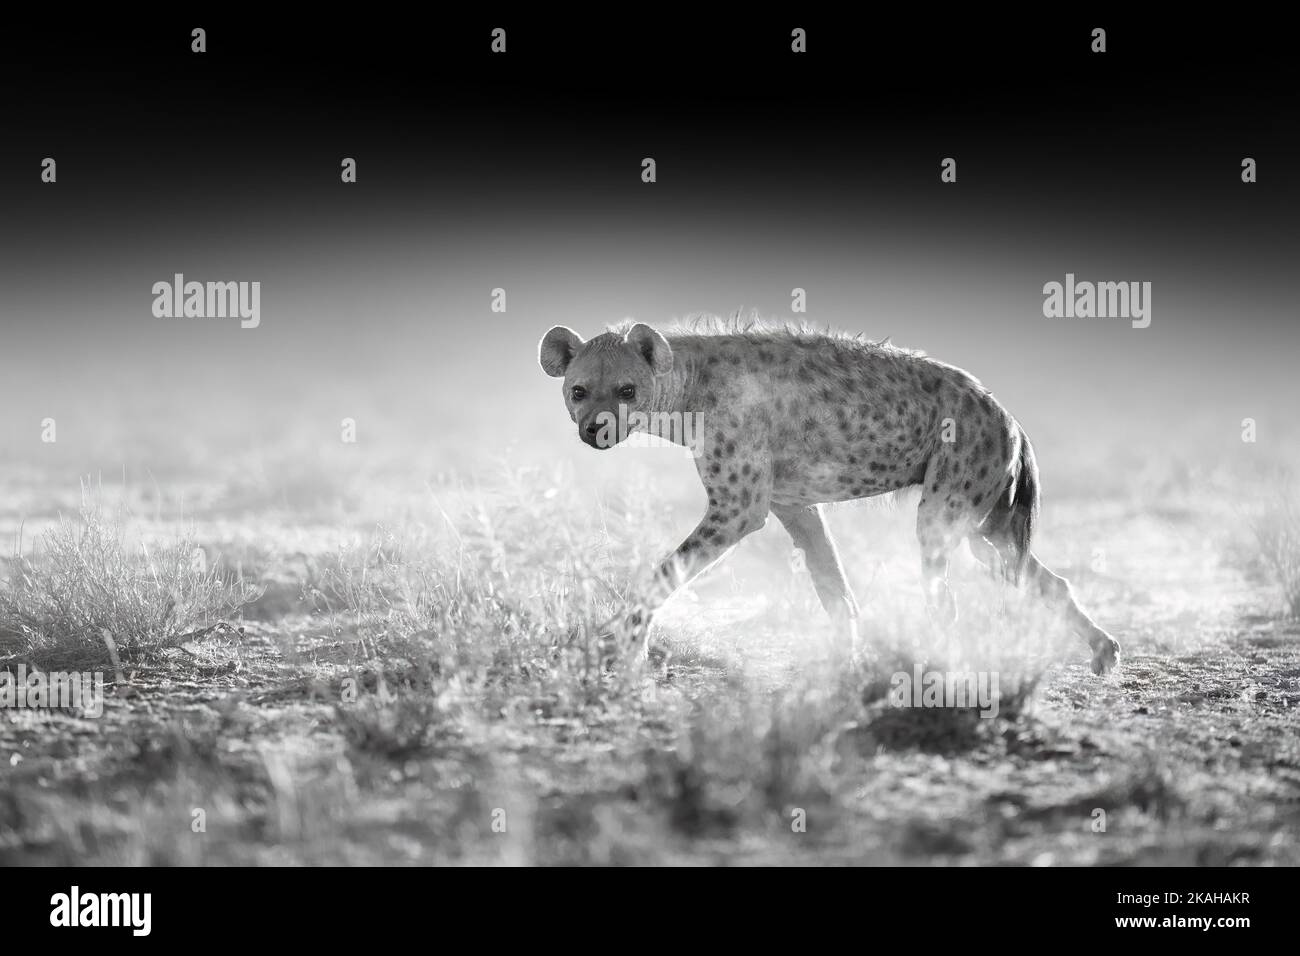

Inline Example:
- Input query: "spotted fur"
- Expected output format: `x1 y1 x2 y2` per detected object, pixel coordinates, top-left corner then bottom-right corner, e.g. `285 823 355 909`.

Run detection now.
538 317 1120 674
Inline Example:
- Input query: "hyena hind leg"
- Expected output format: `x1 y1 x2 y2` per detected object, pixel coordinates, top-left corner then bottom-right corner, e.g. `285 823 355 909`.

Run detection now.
968 534 1120 675
1025 554 1120 675
915 500 970 630
771 503 860 647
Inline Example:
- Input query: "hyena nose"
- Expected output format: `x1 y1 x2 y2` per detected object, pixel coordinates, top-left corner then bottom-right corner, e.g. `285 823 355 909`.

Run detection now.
584 422 601 437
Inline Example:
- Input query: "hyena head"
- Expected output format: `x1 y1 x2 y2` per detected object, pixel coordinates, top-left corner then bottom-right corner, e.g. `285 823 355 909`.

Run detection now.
538 323 673 449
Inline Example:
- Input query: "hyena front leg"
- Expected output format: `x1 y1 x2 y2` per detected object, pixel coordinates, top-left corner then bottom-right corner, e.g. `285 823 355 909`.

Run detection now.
615 469 773 651
771 503 860 648
915 490 972 629
653 476 773 602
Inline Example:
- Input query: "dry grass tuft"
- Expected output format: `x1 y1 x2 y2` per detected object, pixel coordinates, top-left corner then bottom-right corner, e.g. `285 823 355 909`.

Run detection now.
1249 485 1300 618
0 493 262 668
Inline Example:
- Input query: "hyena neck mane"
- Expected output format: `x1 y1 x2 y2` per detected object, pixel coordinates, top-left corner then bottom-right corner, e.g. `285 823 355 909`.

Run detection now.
654 320 927 417
650 338 695 415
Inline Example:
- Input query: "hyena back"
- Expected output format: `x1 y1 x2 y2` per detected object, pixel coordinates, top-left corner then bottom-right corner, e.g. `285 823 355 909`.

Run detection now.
538 319 1120 675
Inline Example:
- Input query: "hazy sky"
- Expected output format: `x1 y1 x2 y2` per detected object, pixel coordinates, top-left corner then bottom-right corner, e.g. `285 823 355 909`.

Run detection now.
1 14 1295 481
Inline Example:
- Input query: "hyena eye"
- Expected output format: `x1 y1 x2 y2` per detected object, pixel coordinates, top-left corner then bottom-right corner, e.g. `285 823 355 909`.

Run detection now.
571 386 587 401
618 385 636 400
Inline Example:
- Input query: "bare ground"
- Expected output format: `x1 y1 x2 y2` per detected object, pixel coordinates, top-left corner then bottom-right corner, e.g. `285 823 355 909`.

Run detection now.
1 469 1297 866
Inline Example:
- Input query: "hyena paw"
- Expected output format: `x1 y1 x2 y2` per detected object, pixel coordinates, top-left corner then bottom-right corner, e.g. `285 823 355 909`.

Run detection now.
598 604 653 663
622 605 652 650
1090 635 1121 675
924 587 958 631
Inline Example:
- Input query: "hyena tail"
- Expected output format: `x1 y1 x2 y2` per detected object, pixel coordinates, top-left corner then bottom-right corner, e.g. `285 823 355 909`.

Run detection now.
979 428 1039 586
1006 432 1040 585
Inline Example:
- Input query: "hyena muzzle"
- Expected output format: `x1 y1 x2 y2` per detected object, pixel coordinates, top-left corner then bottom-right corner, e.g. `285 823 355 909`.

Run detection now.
538 319 1121 675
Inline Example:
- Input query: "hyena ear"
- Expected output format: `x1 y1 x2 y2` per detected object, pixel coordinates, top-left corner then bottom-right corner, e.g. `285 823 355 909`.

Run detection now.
538 326 584 377
624 323 673 375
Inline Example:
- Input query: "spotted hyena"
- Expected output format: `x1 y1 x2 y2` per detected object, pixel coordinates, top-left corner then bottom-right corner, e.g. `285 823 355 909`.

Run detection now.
538 318 1121 674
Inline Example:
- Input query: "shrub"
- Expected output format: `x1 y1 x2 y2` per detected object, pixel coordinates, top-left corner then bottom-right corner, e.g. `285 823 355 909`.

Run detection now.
0 499 261 667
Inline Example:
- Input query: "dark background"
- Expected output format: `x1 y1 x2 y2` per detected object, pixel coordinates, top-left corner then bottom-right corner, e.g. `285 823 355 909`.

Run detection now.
0 12 1295 483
